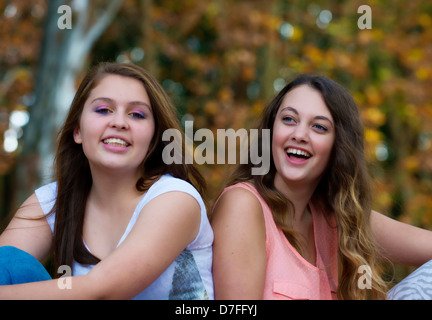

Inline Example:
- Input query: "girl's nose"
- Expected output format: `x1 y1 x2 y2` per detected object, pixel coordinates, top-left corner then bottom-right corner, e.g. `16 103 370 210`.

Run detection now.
290 123 309 143
110 112 129 130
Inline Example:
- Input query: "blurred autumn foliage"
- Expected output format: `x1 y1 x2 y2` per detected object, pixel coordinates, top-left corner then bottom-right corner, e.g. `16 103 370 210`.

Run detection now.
1 0 432 255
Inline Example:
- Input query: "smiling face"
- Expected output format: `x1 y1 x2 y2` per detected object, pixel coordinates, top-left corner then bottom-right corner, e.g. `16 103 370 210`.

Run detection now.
73 74 155 177
272 84 335 191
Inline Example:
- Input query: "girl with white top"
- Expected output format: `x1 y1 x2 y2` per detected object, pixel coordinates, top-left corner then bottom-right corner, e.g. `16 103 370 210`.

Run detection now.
0 62 213 299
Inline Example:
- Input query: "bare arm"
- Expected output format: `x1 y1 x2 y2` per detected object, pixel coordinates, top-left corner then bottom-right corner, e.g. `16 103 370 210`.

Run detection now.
211 187 266 299
0 193 52 261
0 191 201 299
371 210 432 267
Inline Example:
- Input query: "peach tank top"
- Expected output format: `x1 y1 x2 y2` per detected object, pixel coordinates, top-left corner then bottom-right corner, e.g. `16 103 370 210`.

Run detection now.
221 182 338 300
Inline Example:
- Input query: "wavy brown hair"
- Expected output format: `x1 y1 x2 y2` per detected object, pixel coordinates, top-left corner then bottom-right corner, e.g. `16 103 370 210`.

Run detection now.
51 62 206 273
227 74 388 299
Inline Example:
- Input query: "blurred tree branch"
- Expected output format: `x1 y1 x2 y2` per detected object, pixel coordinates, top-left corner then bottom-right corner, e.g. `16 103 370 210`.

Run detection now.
14 0 123 206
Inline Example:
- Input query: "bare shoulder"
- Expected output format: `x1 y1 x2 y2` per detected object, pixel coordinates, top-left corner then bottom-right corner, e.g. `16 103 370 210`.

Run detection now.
3 193 47 228
0 193 52 261
211 185 265 240
16 193 46 218
213 186 263 217
211 185 267 299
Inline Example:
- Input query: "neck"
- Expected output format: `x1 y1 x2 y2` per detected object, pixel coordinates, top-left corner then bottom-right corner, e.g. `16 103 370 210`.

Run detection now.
88 167 143 215
273 174 318 222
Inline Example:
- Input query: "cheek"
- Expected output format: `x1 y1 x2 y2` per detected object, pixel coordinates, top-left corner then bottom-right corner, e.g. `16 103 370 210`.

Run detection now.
271 122 285 149
315 136 335 165
271 128 280 155
137 122 156 149
271 125 286 170
76 126 95 146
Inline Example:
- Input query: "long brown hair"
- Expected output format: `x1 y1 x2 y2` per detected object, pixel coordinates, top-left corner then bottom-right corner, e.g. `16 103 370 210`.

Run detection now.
227 74 388 299
52 62 206 273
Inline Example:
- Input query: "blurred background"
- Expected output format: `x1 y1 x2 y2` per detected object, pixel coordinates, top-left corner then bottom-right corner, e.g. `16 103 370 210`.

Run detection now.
1 0 431 284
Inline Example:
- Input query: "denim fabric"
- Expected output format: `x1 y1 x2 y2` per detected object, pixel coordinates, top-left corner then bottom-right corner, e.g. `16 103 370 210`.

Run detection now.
0 246 51 285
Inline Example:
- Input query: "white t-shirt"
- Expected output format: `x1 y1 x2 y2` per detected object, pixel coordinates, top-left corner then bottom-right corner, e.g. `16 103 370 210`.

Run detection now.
35 174 214 300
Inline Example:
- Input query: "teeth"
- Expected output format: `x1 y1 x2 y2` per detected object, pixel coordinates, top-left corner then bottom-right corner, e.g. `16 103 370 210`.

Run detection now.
103 138 129 147
286 148 311 158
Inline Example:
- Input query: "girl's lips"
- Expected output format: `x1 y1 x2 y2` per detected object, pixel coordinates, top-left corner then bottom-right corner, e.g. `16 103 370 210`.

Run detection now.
285 146 312 165
101 137 131 153
286 147 311 158
285 152 311 165
102 137 130 147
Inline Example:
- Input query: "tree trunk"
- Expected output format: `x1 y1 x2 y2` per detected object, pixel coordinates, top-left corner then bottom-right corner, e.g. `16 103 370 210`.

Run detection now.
14 0 123 206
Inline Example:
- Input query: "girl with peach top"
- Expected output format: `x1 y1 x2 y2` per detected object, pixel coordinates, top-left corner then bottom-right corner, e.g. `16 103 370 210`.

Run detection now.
211 74 432 300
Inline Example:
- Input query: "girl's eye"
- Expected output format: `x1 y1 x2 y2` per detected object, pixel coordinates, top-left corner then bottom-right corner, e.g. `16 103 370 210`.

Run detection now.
282 116 296 124
95 106 111 114
129 111 145 119
313 124 328 132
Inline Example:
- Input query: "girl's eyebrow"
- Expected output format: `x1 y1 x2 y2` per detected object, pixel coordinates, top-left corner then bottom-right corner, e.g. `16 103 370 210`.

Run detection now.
280 106 299 115
90 97 114 105
91 97 152 112
315 115 334 128
280 106 334 128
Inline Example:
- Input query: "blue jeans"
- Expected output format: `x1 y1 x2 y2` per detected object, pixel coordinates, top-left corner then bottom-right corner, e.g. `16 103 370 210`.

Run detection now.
0 246 51 285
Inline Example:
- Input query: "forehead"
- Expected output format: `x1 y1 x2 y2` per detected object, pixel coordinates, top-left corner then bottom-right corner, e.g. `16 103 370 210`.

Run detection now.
279 84 332 118
87 74 150 103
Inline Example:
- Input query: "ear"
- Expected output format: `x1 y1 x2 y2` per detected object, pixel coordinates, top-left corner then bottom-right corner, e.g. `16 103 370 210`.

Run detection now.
73 127 82 144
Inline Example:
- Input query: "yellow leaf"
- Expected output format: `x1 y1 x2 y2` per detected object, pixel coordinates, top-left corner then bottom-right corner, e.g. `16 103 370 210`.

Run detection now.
364 108 386 126
419 13 432 28
251 102 263 117
415 67 429 81
291 27 303 42
218 87 233 102
408 48 423 63
204 101 219 116
303 45 322 65
364 128 382 145
365 85 383 106
403 155 419 172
